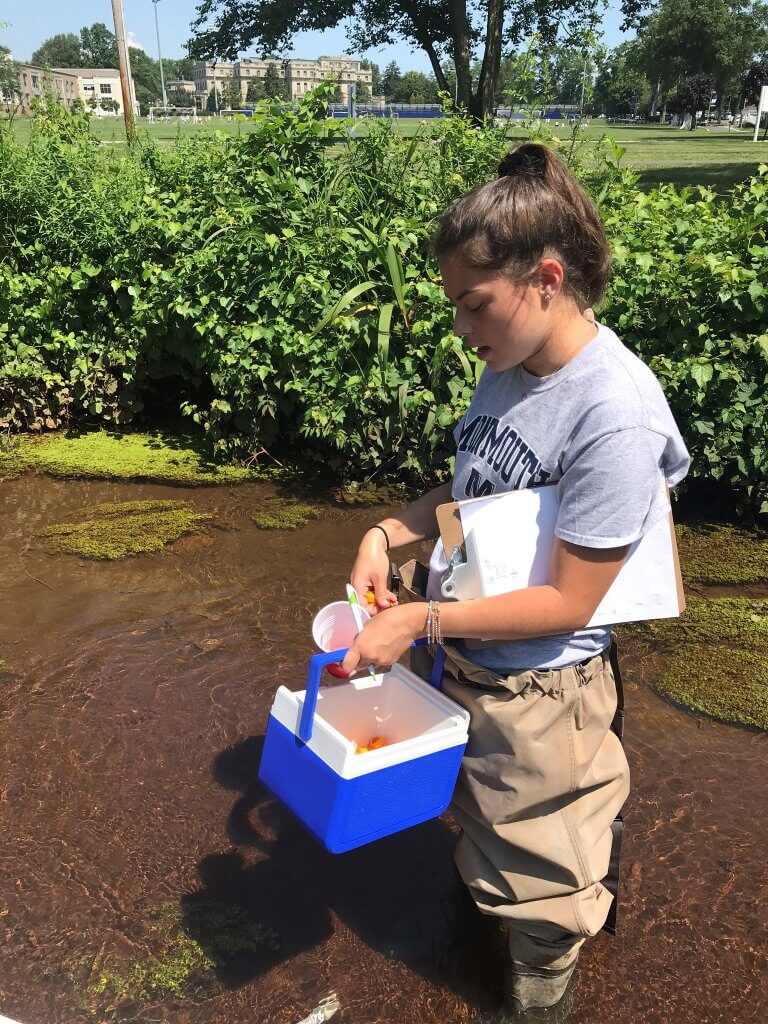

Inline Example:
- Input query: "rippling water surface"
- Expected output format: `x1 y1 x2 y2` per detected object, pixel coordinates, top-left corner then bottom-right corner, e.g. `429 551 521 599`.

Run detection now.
0 475 766 1024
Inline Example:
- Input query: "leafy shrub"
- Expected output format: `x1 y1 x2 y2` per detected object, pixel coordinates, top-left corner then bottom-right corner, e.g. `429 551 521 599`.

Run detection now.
601 161 768 512
0 95 766 510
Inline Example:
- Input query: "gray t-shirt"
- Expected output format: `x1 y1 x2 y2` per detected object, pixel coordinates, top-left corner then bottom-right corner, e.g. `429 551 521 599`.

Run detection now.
427 323 690 670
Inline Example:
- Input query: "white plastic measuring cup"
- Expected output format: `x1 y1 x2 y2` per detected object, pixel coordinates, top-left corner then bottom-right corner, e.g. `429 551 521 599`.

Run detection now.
312 600 371 653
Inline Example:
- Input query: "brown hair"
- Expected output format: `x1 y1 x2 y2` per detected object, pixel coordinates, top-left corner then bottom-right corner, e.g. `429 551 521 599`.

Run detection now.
431 143 612 308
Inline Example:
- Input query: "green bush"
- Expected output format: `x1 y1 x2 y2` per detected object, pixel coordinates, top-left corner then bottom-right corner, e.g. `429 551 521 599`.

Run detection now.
0 95 766 509
600 164 768 513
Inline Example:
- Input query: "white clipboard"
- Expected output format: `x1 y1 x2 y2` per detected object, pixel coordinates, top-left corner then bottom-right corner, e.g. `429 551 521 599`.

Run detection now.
436 479 685 629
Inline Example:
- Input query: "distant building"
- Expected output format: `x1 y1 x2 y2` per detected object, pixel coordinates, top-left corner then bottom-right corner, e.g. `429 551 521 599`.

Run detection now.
166 79 196 98
4 63 79 114
191 59 235 109
52 68 137 117
284 57 372 103
191 55 375 110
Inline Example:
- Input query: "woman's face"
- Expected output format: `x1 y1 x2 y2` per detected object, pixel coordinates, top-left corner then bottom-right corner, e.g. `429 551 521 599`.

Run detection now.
439 253 555 373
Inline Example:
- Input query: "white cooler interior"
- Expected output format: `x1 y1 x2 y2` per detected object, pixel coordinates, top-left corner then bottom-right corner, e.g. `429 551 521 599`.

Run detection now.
269 662 469 778
317 670 452 744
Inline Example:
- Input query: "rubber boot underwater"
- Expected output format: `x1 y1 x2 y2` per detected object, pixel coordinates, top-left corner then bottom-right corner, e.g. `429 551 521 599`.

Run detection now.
501 957 576 1022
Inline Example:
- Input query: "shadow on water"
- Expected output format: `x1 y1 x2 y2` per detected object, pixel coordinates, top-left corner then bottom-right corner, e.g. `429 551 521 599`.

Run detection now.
182 735 503 1011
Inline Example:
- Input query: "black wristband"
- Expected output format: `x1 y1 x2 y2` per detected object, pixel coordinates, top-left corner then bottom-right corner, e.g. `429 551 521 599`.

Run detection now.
368 524 391 551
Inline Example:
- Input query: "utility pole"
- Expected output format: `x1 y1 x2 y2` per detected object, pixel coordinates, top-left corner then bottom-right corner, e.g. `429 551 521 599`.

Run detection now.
151 0 167 108
111 0 135 139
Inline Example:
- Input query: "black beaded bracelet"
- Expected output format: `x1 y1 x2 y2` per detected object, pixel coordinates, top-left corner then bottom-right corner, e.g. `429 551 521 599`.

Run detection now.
368 524 391 551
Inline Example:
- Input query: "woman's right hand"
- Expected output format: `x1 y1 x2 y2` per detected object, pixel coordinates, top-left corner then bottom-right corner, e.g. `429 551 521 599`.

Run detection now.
350 528 399 615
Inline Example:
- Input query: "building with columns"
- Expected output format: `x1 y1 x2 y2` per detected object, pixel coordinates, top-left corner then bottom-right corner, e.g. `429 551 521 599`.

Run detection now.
191 55 374 109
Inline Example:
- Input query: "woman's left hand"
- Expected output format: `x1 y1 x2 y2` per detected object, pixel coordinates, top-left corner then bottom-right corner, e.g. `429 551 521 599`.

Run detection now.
341 603 424 675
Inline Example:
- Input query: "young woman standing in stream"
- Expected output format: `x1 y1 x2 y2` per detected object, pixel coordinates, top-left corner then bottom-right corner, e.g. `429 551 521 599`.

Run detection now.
342 143 690 1022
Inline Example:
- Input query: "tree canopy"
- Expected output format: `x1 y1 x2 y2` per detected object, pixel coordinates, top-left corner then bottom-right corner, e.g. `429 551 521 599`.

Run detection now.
374 63 440 103
0 44 20 111
80 22 117 66
221 75 242 108
668 72 716 125
636 0 768 107
31 33 84 68
188 0 618 117
593 41 649 115
741 56 768 102
263 62 286 99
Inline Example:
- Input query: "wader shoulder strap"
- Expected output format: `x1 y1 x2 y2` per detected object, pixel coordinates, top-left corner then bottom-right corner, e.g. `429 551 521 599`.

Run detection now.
603 635 626 936
603 814 624 936
609 636 625 743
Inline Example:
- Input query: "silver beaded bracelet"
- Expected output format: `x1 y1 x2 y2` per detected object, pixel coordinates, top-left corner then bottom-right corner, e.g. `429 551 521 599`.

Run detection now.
425 599 443 649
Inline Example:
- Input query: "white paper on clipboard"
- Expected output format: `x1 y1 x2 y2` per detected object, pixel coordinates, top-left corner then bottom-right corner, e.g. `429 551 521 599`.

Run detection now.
442 478 684 627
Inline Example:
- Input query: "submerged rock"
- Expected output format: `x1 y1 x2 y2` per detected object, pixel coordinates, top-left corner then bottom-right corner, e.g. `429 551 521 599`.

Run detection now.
0 431 256 486
38 500 213 560
250 498 321 530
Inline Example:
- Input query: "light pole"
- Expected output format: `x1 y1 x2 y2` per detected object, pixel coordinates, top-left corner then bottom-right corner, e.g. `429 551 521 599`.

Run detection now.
579 54 588 117
151 0 167 108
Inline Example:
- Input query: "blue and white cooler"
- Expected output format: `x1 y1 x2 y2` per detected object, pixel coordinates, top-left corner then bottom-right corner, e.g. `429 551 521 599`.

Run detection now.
258 645 470 853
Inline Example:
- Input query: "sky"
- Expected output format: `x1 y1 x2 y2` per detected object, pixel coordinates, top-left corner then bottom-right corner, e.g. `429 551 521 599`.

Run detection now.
2 0 632 68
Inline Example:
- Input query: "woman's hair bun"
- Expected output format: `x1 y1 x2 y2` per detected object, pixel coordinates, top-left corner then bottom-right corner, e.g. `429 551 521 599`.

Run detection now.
497 143 549 180
433 139 612 309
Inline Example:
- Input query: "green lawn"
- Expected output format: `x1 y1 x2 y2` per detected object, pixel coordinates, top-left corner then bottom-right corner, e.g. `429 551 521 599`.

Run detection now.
7 113 257 146
540 122 764 191
396 119 766 191
7 114 765 191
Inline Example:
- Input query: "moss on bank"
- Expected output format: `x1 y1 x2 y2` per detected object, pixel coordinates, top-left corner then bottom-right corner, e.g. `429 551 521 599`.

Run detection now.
0 431 256 486
636 595 768 730
0 442 25 482
39 500 213 559
250 498 321 530
657 645 768 731
334 481 411 505
644 595 768 647
676 522 768 585
85 900 279 1005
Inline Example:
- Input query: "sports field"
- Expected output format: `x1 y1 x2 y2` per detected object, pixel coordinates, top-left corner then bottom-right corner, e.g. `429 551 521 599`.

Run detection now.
8 114 765 191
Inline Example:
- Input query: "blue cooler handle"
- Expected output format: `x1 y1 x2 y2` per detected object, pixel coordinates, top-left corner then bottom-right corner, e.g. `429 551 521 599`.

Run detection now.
298 637 445 743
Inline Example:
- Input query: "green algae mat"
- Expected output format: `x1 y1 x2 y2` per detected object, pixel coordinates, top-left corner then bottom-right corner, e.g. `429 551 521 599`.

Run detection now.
636 519 768 730
0 432 256 486
250 499 321 530
676 523 768 586
85 900 278 1006
38 500 213 560
641 595 768 731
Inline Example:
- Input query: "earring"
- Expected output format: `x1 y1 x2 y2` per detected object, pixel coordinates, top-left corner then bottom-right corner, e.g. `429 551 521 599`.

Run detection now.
543 292 551 303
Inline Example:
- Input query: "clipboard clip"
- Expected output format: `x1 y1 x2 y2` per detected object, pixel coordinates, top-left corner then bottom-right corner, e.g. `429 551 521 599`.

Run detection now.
441 545 467 599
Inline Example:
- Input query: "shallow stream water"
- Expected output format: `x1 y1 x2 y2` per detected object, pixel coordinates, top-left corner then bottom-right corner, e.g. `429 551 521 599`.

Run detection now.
0 475 766 1024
